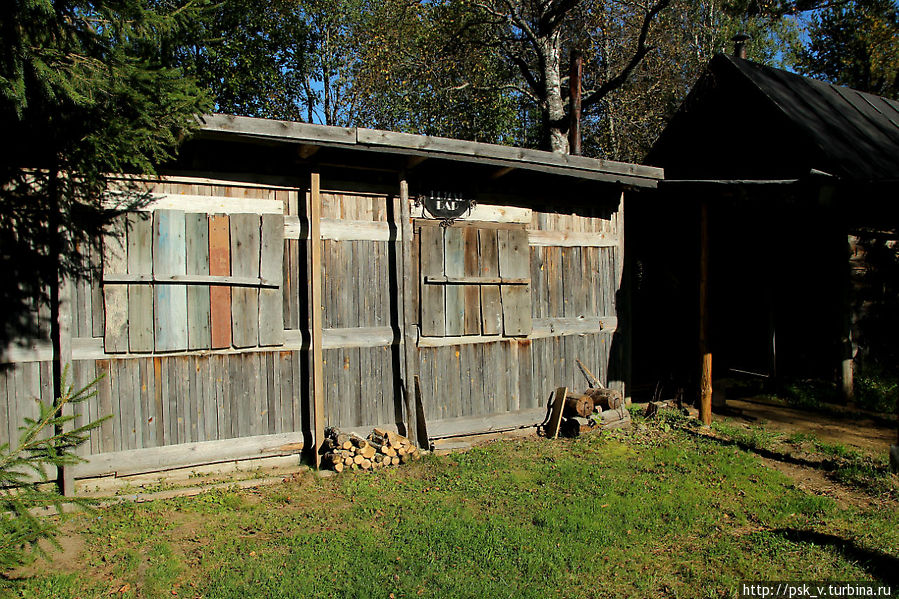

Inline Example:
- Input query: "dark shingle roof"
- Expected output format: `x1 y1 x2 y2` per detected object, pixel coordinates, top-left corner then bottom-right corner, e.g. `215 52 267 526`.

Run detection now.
649 54 899 183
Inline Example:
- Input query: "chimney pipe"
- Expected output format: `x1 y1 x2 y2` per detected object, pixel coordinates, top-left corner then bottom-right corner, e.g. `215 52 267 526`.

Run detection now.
732 33 751 59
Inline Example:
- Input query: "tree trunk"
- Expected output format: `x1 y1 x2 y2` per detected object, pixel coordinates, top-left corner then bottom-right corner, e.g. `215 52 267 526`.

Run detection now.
539 32 569 154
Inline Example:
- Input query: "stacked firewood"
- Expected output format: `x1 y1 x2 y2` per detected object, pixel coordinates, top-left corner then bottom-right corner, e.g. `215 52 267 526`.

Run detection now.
553 387 632 438
322 427 421 472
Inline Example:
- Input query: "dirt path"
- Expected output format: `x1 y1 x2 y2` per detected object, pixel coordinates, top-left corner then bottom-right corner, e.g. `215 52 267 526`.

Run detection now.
720 398 896 455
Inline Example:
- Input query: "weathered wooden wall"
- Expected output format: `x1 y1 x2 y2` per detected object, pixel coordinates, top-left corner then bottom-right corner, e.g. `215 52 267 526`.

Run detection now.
0 174 624 477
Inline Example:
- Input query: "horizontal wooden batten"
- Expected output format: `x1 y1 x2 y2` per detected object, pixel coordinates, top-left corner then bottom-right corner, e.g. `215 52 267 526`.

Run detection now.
0 325 401 363
284 216 394 241
102 273 279 288
410 202 532 224
417 316 617 347
424 275 529 285
104 194 283 215
73 431 306 479
530 316 618 338
427 408 548 439
527 230 619 247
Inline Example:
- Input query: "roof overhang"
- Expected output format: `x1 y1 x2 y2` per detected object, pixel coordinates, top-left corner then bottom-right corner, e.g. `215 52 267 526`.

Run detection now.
196 114 664 189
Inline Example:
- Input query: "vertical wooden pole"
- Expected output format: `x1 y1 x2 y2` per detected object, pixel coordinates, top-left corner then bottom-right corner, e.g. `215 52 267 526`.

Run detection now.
49 170 74 495
310 172 325 468
568 49 583 156
699 200 712 426
399 175 421 447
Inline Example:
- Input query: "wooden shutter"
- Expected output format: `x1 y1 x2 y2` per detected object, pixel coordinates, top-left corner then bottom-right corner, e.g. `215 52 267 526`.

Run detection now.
418 223 532 339
102 210 284 353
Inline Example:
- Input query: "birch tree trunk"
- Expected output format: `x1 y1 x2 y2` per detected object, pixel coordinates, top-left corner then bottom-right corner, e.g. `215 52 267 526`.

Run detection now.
539 31 569 154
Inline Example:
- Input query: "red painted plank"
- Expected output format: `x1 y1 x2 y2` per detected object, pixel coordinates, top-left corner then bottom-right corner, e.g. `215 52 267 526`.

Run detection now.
209 215 232 349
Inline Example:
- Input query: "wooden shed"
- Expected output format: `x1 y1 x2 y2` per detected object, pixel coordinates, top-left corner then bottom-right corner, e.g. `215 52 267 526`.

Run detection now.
633 53 899 407
0 115 662 485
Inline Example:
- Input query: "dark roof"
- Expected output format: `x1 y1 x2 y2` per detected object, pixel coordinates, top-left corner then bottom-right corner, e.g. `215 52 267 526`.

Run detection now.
648 54 899 183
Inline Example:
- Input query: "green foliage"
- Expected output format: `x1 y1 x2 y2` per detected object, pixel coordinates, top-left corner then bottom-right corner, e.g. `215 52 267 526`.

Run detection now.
0 368 106 570
796 0 899 98
854 368 898 413
0 0 211 348
171 0 313 121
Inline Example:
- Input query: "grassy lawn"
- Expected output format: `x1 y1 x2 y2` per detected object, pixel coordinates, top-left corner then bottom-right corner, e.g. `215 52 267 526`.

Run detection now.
5 409 898 599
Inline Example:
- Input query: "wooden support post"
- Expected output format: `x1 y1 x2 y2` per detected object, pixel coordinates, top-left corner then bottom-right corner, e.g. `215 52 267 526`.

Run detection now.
310 172 325 468
49 171 74 495
698 200 712 426
568 48 583 156
399 175 420 446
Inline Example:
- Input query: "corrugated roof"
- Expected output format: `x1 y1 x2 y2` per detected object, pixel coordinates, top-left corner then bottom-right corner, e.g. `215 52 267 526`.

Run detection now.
712 54 899 182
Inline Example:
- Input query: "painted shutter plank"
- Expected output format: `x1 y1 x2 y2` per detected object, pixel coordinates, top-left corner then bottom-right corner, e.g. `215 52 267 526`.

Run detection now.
153 210 188 351
186 213 211 350
209 215 232 349
419 226 445 337
478 228 502 336
462 227 482 335
444 227 465 336
230 214 260 348
103 215 129 353
127 214 154 352
259 214 284 346
498 228 532 337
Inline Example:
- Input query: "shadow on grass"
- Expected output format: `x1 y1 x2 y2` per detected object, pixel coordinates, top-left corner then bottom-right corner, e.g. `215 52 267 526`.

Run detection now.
772 529 899 585
682 427 835 471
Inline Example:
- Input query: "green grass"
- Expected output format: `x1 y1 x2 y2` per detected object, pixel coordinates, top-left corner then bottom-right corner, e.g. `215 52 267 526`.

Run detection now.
5 419 899 599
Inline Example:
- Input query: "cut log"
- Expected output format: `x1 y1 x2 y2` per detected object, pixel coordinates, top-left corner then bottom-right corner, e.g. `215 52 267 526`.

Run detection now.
601 407 630 425
563 395 594 418
585 388 623 411
391 457 400 466
353 454 365 465
335 433 349 447
361 458 372 469
333 462 344 473
344 456 354 466
360 445 376 459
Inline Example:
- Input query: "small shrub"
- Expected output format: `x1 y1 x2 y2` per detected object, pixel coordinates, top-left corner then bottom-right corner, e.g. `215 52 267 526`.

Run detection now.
0 368 105 570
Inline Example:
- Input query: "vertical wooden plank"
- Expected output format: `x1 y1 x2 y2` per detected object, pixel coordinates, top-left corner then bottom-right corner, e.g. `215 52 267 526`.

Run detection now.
259 214 285 346
444 228 465 336
209 215 232 348
91 247 105 338
479 229 502 335
518 339 534 410
127 214 154 352
230 214 261 348
0 372 8 450
310 173 326 467
96 360 114 453
153 210 188 351
462 228 481 335
419 226 446 336
498 228 533 336
103 216 129 352
253 353 266 435
186 213 211 350
279 351 294 433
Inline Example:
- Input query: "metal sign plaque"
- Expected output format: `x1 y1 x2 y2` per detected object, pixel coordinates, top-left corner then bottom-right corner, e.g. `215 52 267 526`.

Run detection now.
421 190 473 220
